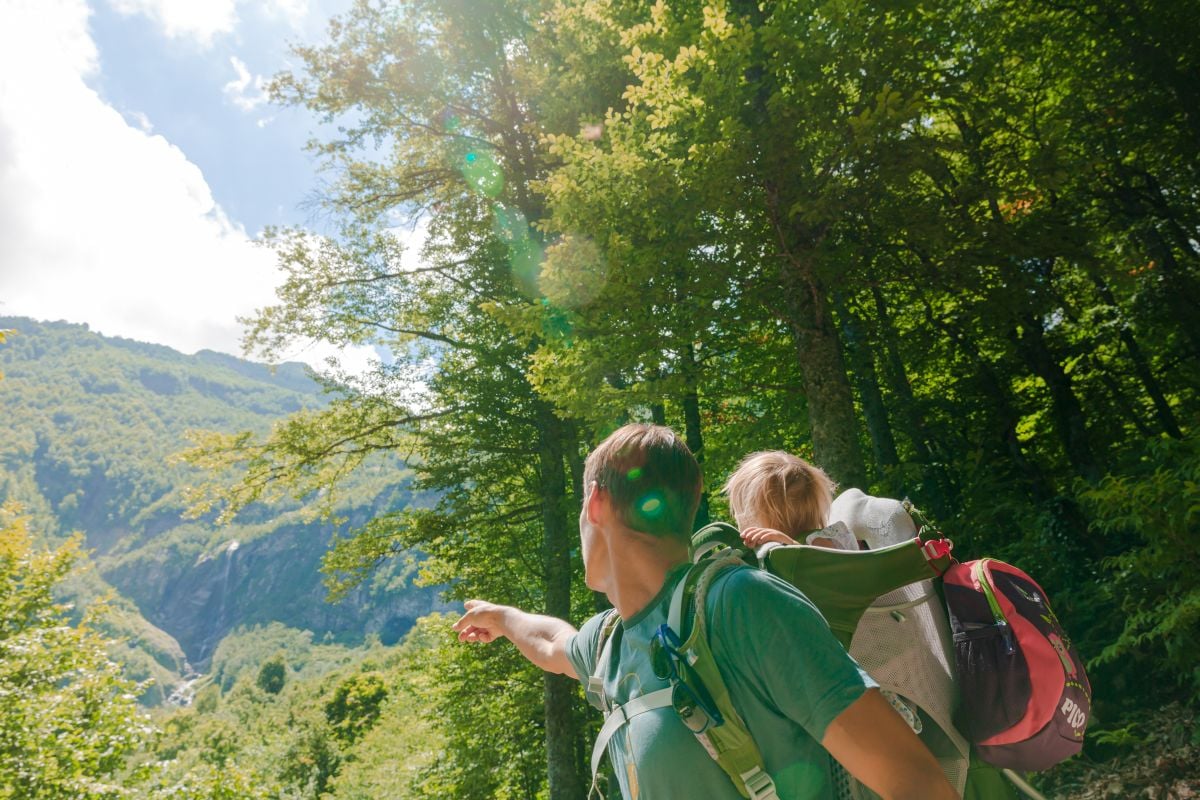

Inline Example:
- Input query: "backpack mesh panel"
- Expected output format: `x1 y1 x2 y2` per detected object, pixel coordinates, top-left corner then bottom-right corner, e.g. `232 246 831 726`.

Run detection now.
829 492 971 796
849 580 970 795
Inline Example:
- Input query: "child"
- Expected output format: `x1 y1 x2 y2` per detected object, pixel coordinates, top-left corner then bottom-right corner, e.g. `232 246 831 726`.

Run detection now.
722 450 853 550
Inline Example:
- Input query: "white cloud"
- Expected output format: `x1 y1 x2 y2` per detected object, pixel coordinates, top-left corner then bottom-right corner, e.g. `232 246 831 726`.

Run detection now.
0 0 370 374
223 56 268 112
263 0 310 30
126 109 154 132
107 0 238 47
105 0 312 47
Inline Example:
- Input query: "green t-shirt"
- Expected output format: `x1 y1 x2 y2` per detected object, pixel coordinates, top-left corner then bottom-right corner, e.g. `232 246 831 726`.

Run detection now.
567 563 876 800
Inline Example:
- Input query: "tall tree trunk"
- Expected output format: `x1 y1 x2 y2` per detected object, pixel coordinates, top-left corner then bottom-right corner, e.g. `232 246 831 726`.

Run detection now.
681 342 710 528
922 302 1053 501
564 420 585 504
535 405 585 800
1142 226 1200 360
768 227 873 489
872 287 940 467
1094 368 1155 438
872 288 941 466
1012 316 1104 484
871 286 963 514
1116 327 1183 438
1088 272 1183 438
773 253 868 488
952 115 1103 484
650 402 667 426
834 294 899 476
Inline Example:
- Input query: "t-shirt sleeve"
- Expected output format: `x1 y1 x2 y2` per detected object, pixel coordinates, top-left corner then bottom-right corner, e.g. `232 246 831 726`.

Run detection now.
566 610 610 690
709 568 877 742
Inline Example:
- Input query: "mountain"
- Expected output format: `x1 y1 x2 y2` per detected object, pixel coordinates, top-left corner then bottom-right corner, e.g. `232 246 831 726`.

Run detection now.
0 317 449 700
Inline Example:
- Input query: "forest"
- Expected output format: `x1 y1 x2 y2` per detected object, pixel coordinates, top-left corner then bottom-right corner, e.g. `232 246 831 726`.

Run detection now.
3 0 1200 797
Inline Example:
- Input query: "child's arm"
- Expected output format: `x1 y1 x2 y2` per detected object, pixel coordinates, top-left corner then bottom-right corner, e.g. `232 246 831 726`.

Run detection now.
740 526 798 547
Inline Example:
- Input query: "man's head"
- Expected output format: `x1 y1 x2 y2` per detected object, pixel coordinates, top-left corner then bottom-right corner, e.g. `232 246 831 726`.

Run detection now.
582 423 702 544
723 450 834 539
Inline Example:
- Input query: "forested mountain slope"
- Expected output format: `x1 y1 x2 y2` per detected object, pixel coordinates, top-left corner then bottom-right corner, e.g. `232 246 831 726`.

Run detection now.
0 317 449 697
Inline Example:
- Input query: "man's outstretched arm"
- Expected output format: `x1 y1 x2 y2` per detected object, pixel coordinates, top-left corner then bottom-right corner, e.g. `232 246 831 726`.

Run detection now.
453 599 579 679
822 688 961 800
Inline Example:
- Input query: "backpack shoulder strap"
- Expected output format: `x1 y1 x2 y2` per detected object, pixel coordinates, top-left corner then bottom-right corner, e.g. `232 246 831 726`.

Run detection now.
585 608 622 712
673 554 780 800
586 556 780 800
586 607 673 795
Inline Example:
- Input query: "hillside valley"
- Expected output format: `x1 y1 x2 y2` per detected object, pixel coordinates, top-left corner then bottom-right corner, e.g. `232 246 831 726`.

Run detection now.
0 317 450 701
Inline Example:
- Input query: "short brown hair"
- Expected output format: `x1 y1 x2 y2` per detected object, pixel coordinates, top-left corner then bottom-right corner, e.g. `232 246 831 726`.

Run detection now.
583 423 702 541
723 451 834 539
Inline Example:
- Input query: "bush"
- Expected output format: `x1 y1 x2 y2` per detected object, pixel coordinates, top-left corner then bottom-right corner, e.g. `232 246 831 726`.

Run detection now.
0 504 155 798
256 652 288 695
324 672 389 743
1080 432 1200 698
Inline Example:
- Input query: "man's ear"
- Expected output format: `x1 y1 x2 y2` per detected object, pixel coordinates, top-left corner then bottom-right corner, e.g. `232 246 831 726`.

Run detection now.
585 481 608 525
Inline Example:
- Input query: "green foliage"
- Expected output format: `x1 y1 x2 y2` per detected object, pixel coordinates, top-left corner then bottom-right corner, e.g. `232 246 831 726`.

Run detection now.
6 0 1196 795
1080 433 1200 694
210 623 378 693
0 317 319 545
0 328 12 380
183 0 1198 795
144 617 449 799
400 615 552 800
279 720 342 796
1089 724 1144 750
325 672 388 743
257 652 288 695
212 624 313 691
0 504 154 798
148 762 272 800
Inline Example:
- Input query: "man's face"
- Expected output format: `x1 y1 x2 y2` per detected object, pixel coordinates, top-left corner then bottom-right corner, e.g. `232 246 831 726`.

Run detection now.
579 481 611 592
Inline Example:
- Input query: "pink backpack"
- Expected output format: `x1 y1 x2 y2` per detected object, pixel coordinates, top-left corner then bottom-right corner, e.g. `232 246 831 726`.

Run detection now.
943 557 1092 771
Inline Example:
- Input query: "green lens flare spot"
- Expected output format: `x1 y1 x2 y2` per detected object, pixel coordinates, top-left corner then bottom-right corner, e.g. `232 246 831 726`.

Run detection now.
461 151 504 198
639 493 665 518
626 467 643 481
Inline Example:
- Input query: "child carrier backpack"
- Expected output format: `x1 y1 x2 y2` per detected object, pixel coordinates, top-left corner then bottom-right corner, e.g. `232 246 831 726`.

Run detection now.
585 520 956 800
585 499 1085 800
943 557 1091 771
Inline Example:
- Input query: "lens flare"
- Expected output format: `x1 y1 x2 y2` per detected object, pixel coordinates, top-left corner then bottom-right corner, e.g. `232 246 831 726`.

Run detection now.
639 492 665 519
491 204 547 298
538 234 608 309
540 303 575 345
460 150 504 198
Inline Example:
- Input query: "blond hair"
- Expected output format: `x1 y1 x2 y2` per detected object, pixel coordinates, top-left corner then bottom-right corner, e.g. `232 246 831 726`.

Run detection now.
723 451 834 538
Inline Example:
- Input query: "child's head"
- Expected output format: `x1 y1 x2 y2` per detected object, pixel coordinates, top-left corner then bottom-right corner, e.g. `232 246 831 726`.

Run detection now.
723 451 834 539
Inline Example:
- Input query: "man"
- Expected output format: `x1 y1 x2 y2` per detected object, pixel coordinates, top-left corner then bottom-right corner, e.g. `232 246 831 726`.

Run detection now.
454 423 959 800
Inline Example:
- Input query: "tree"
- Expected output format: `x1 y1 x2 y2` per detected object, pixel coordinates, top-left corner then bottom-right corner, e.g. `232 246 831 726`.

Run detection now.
183 2 598 796
0 504 155 799
325 672 388 743
256 652 288 695
538 0 897 487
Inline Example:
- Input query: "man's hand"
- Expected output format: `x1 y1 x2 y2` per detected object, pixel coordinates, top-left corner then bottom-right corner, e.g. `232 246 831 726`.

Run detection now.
452 600 579 678
454 599 507 643
740 526 798 547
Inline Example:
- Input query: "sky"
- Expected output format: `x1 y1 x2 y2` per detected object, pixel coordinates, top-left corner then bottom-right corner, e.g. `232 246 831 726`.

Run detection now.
0 0 387 370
